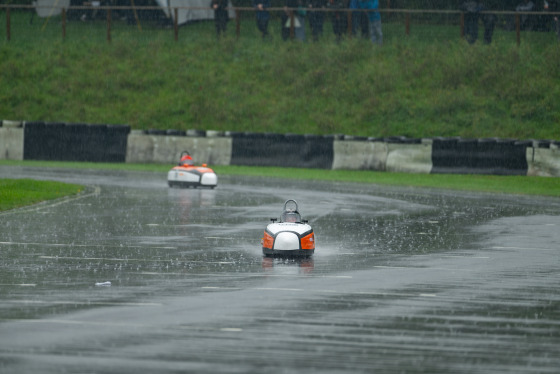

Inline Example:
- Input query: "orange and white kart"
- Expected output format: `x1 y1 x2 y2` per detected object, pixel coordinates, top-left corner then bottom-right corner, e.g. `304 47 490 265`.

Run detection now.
262 199 315 257
167 151 218 188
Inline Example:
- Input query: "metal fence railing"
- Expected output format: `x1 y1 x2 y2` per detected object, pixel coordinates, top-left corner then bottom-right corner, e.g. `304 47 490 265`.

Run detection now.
2 4 559 45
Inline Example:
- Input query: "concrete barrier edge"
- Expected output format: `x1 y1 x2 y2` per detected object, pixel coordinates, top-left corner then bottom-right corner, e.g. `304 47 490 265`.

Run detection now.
2 119 560 177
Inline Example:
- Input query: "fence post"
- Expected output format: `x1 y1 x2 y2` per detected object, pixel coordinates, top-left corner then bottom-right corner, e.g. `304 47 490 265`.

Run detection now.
347 10 352 37
235 9 240 39
460 12 464 38
62 8 66 40
289 11 295 39
6 7 10 41
515 13 520 46
174 8 178 41
405 12 410 35
107 8 112 42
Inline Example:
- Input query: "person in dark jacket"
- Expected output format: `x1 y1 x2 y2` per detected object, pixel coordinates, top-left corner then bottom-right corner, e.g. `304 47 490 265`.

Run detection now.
328 0 348 42
356 0 382 45
308 0 327 42
349 0 366 37
460 1 483 44
211 0 229 38
482 4 497 44
545 0 560 39
516 0 535 30
254 0 271 39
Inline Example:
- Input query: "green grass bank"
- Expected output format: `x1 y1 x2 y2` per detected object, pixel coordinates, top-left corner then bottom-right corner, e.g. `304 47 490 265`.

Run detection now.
2 160 560 197
0 178 83 212
1 12 559 140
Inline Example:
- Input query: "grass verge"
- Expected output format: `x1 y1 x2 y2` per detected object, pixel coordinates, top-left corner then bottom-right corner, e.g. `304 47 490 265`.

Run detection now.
0 178 84 212
1 160 559 197
1 12 559 140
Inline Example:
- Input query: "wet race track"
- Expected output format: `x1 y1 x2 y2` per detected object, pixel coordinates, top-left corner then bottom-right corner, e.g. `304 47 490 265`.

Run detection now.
1 166 560 374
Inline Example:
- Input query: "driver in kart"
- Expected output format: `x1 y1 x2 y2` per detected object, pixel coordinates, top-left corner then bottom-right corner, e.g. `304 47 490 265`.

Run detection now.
179 154 194 166
281 209 301 223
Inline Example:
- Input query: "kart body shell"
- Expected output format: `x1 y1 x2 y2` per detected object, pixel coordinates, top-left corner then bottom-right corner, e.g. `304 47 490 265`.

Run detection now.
262 200 315 257
167 151 218 188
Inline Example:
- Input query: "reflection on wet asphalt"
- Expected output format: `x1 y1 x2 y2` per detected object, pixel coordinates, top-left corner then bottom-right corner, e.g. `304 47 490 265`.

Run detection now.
1 166 560 373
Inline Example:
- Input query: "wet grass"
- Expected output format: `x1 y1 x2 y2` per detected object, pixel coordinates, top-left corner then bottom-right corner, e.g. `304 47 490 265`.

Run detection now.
216 165 560 196
0 178 84 212
1 11 560 140
1 160 559 197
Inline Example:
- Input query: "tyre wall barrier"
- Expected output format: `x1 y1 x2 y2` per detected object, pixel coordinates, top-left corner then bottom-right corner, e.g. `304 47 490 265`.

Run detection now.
23 122 130 162
330 136 559 177
229 133 334 169
0 120 24 160
431 138 528 175
3 118 560 177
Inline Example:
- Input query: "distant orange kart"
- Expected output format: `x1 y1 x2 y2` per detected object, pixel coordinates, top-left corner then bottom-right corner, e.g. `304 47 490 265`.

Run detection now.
167 151 218 189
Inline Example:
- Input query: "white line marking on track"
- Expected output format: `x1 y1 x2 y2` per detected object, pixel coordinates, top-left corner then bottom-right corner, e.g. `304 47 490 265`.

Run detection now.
0 319 245 332
374 265 474 272
3 299 162 306
220 328 243 332
39 256 173 262
1 242 177 250
0 319 152 328
142 273 352 278
491 246 555 251
201 286 436 298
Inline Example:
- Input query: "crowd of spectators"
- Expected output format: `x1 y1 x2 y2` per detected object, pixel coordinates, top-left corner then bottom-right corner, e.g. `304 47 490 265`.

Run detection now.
546 0 560 39
250 0 382 43
245 0 559 43
459 1 559 44
57 0 560 43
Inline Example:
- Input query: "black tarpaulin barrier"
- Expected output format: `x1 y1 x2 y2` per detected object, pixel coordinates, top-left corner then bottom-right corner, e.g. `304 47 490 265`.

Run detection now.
24 122 130 162
230 132 334 169
431 137 528 175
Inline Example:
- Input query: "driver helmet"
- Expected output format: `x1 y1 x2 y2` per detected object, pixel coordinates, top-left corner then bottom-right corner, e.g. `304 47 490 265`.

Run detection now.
281 210 301 223
179 154 194 166
281 199 302 223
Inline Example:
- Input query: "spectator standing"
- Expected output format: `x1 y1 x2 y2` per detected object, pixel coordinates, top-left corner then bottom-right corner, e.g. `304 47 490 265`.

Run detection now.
282 0 306 41
254 0 271 39
482 6 497 44
281 4 291 40
356 0 382 45
211 0 229 38
545 0 560 39
460 1 483 44
308 0 327 42
516 0 535 29
349 0 368 37
328 0 348 42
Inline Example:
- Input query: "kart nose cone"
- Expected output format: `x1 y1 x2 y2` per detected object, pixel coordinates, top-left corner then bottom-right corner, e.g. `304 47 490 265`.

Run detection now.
273 232 300 251
201 173 218 186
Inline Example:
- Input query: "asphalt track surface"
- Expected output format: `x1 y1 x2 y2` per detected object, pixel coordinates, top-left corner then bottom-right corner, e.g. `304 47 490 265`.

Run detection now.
1 166 560 374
